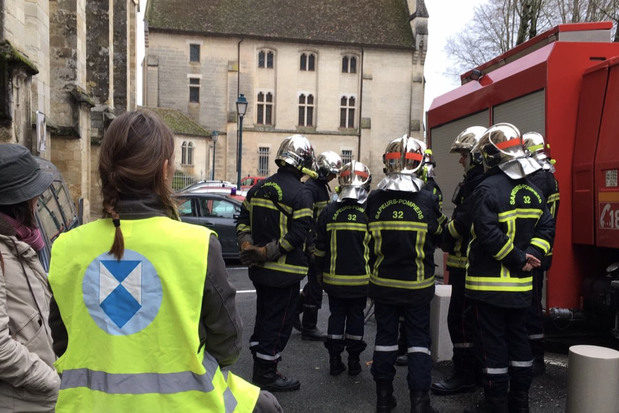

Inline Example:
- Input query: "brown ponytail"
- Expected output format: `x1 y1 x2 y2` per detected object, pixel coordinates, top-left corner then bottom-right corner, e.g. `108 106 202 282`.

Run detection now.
99 110 176 260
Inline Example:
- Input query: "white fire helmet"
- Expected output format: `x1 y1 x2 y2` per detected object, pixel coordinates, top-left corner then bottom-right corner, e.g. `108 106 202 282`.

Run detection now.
523 131 555 172
474 123 540 179
451 126 486 168
315 151 342 180
377 135 425 192
275 134 315 171
337 161 371 203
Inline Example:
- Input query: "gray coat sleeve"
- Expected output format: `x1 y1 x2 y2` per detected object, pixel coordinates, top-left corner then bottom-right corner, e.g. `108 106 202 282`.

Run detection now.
200 234 243 367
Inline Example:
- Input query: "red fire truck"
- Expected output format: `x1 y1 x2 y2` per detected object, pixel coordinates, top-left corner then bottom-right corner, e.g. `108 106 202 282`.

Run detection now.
427 22 619 338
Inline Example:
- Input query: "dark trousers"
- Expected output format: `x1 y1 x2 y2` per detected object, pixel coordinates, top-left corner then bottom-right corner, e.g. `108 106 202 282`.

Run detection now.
525 268 545 361
472 300 532 399
301 260 323 309
250 281 300 362
447 269 476 373
371 301 432 392
324 295 367 356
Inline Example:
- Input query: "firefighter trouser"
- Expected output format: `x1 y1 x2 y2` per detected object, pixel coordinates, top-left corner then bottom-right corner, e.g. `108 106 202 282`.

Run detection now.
371 301 432 392
324 295 367 357
472 300 533 399
447 268 476 374
301 259 323 309
250 281 300 362
525 268 545 361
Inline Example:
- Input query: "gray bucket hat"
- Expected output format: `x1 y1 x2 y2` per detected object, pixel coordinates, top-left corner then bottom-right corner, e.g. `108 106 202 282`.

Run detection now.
0 144 53 205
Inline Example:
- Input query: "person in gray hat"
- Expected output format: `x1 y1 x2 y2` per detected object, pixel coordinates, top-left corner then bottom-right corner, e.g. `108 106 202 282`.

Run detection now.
0 143 60 411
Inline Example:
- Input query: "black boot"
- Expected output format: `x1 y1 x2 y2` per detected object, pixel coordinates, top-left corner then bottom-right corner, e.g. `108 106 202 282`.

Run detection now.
301 307 327 341
348 354 362 376
376 381 397 413
508 391 529 413
252 359 300 392
329 354 346 376
410 390 438 413
463 397 509 413
431 370 476 395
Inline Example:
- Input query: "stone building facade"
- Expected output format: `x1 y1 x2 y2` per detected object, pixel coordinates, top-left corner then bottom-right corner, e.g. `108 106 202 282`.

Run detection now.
0 0 139 222
144 0 429 185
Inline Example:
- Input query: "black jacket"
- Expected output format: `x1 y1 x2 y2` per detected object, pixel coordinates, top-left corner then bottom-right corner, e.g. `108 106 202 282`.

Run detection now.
526 168 559 270
304 177 331 248
465 169 555 308
236 167 313 287
443 164 485 271
366 188 443 306
315 200 370 299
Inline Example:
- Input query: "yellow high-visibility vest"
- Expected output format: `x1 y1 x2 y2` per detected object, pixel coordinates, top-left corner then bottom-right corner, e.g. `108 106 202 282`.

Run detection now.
48 217 259 412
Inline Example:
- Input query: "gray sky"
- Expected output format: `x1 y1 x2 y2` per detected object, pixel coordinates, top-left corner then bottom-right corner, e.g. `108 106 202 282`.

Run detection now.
136 0 477 114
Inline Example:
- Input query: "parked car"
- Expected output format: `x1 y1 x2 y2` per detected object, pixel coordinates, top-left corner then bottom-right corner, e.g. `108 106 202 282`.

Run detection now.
34 157 81 272
175 191 242 260
240 176 266 191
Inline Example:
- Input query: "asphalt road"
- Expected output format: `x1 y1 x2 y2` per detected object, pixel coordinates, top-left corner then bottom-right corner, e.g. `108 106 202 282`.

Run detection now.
223 264 569 413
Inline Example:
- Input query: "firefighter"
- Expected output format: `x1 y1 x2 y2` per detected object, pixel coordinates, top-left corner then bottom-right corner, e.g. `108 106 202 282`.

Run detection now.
431 126 487 396
522 131 560 377
236 134 316 392
314 160 372 377
367 136 444 413
463 123 555 413
295 151 342 341
396 146 444 367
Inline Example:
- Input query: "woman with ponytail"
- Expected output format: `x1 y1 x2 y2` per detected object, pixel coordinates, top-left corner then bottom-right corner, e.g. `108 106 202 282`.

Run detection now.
48 110 281 412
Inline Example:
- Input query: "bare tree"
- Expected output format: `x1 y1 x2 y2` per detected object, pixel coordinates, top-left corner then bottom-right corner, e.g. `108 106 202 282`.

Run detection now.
444 0 618 75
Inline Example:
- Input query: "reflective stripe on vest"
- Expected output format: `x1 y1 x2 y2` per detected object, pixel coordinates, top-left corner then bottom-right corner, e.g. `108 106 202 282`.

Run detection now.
465 274 532 292
370 273 435 290
326 221 371 278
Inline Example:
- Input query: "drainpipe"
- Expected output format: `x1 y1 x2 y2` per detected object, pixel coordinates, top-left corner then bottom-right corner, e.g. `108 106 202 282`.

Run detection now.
357 48 364 158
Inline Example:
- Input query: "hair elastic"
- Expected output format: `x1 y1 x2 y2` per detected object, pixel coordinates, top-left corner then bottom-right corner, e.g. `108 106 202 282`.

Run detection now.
112 218 120 228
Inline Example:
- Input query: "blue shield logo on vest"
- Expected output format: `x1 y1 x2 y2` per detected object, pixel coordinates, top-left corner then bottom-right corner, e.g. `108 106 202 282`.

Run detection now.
83 249 162 335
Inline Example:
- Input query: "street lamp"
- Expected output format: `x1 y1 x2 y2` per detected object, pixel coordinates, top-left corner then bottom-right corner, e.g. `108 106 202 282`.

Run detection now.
236 94 248 190
211 131 219 180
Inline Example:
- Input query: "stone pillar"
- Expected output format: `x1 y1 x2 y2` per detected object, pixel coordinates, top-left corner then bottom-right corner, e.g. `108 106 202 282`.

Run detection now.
49 0 93 222
113 0 129 115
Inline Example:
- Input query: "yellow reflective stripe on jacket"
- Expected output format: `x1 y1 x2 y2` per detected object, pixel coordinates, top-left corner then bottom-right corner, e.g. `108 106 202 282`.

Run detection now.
368 221 428 232
293 208 313 219
370 273 435 290
547 193 560 203
447 255 467 268
465 274 533 291
261 261 308 275
315 249 325 258
493 240 514 260
280 238 294 252
498 208 543 221
251 197 293 215
530 237 550 254
326 222 368 231
323 273 370 286
237 224 250 233
314 200 328 218
447 220 461 239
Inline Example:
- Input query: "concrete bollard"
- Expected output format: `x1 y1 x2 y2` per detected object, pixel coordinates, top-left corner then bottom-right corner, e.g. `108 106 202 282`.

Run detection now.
430 284 453 362
566 345 619 413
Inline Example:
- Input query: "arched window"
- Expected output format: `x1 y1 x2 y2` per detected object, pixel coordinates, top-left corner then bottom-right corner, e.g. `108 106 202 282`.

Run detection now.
187 142 194 165
181 141 188 165
258 50 274 68
298 94 314 127
342 55 357 73
300 52 316 71
257 92 274 125
339 96 356 128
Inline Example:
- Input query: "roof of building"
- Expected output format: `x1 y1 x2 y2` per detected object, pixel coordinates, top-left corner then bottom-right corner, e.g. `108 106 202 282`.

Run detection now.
141 106 211 137
146 0 427 49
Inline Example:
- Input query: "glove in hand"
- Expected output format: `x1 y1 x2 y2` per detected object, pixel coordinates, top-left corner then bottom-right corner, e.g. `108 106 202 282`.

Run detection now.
239 240 281 265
